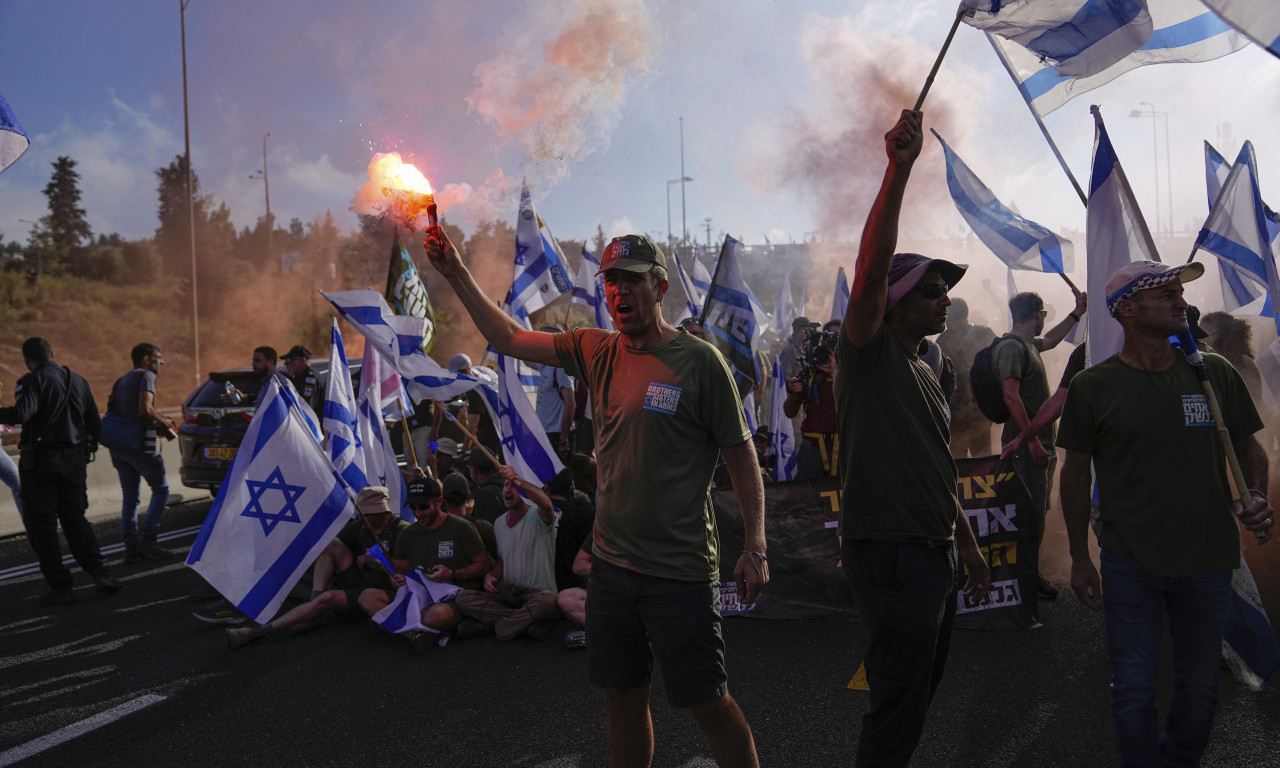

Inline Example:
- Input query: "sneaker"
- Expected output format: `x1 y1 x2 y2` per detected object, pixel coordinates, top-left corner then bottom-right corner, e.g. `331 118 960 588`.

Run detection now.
1037 573 1060 601
123 540 145 563
453 618 494 640
90 570 123 594
138 536 175 560
526 619 557 642
226 626 266 649
406 630 435 656
39 588 76 606
193 598 249 626
564 630 587 651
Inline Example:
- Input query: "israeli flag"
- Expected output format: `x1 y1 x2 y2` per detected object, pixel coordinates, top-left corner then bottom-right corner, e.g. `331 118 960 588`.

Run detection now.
357 386 409 520
934 129 1074 275
1086 107 1160 365
1222 556 1280 691
482 284 540 398
671 248 706 320
321 289 478 403
571 246 614 331
963 0 1155 77
323 319 368 491
474 351 565 487
372 568 462 636
1201 0 1280 59
0 91 28 175
1199 141 1278 325
702 236 770 395
987 0 1247 118
511 184 574 316
829 267 850 325
767 358 798 482
772 272 796 338
186 377 355 625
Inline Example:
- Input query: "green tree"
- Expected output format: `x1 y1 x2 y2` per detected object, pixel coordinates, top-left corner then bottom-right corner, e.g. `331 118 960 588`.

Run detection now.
592 223 607 255
30 156 93 273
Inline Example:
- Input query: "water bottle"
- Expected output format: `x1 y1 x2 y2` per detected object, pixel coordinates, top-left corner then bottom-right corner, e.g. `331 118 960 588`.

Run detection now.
223 380 242 405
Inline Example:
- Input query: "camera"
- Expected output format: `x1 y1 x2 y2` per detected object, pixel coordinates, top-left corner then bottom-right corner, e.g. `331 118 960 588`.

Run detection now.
798 323 838 382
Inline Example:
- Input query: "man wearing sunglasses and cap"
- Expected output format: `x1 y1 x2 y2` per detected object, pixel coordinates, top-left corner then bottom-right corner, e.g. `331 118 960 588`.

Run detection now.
1057 259 1273 767
836 109 991 767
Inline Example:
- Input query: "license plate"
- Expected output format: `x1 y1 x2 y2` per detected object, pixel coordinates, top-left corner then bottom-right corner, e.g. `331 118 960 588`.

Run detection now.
204 445 237 461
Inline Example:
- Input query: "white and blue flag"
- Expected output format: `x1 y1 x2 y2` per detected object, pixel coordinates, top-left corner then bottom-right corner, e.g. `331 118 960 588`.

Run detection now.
829 267 850 325
963 0 1154 77
1223 557 1280 691
987 0 1247 118
571 246 614 331
323 319 367 491
321 289 478 403
1086 106 1160 365
372 568 462 636
482 284 540 398
475 351 565 487
767 358 798 482
511 184 574 316
0 90 28 175
671 248 707 320
356 386 408 520
772 272 796 338
186 377 355 625
702 235 769 395
934 129 1074 274
1201 0 1280 59
1201 141 1278 320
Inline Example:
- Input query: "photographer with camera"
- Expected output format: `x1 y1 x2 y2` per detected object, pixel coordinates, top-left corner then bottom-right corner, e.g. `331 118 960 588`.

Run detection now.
783 322 841 480
105 343 177 563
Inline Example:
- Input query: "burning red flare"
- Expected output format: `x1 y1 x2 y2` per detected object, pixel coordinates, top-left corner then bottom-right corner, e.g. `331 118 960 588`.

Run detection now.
352 152 438 229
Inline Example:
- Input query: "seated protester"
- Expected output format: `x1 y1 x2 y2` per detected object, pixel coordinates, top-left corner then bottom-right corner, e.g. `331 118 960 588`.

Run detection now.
467 447 506 524
362 476 488 654
454 465 560 641
548 468 595 591
225 486 409 648
557 536 593 651
443 471 498 566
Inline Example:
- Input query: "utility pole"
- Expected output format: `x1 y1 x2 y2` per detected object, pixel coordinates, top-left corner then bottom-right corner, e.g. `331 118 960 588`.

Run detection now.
703 218 712 248
680 117 688 254
181 0 199 384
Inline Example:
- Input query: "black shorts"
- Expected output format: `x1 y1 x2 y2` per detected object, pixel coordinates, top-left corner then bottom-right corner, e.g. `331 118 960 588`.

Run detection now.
585 559 727 709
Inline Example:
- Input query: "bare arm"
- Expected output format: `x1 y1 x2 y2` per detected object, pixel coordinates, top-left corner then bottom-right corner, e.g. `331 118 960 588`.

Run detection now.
500 465 557 526
1002 385 1068 460
572 546 593 577
1041 290 1086 351
723 440 769 604
138 390 174 428
558 385 574 438
423 226 560 366
782 377 805 419
953 504 990 601
845 109 923 349
1235 434 1274 544
1060 449 1101 610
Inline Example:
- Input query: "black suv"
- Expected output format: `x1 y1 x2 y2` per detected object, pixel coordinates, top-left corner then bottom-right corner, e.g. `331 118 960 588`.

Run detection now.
177 360 361 492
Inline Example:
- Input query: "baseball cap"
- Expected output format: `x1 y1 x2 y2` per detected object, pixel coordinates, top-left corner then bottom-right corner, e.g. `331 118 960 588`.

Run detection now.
355 486 392 516
406 476 441 505
442 473 471 505
791 316 812 331
1185 305 1210 340
436 437 459 457
283 345 312 362
885 253 967 313
595 234 666 275
1104 260 1204 316
446 353 472 373
469 446 498 474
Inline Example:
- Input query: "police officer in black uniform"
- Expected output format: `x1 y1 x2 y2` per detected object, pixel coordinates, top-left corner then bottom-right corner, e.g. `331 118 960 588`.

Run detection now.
281 344 322 416
0 338 121 604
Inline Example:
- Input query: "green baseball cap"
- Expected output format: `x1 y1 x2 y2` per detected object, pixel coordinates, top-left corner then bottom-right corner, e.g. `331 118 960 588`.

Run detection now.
595 234 667 275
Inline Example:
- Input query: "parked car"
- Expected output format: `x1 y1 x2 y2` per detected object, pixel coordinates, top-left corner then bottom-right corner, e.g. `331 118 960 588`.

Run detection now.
177 360 362 492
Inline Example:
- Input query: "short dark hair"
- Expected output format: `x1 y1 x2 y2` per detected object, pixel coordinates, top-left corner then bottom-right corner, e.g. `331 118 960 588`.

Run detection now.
1009 292 1044 324
253 346 278 362
22 337 52 364
949 297 969 324
131 343 161 367
547 467 575 498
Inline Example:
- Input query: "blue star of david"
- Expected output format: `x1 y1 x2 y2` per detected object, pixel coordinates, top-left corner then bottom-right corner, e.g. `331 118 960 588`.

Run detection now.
241 466 307 535
515 242 530 266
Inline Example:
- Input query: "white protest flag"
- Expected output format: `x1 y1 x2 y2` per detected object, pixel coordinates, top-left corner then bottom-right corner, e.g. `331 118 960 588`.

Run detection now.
323 319 368 492
701 235 770 395
772 272 796 338
481 284 539 398
356 386 408 520
372 568 462 635
0 90 29 175
671 248 706 320
988 0 1247 118
829 267 850 325
571 246 614 331
767 358 798 482
1087 107 1160 365
277 375 323 443
1222 556 1280 691
359 335 411 421
1201 0 1280 59
186 377 355 625
934 129 1074 274
511 183 574 316
473 351 565 486
321 289 478 403
1197 141 1279 324
1203 142 1273 315
962 0 1154 77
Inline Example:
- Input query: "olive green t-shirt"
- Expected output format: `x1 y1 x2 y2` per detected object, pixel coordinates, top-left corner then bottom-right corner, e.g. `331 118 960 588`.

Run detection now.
993 334 1053 447
1056 353 1262 577
335 516 410 590
391 514 487 591
834 323 959 541
555 328 751 582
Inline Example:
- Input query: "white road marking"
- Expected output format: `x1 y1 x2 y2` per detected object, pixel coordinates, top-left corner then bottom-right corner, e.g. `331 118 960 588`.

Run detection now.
0 694 167 767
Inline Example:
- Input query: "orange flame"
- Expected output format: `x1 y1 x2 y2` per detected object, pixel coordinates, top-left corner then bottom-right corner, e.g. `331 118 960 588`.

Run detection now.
352 151 438 229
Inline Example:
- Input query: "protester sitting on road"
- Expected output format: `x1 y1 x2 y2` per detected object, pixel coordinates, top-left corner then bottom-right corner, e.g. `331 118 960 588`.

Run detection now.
225 486 409 648
467 447 506 524
360 476 488 654
548 467 594 591
557 537 592 651
443 470 497 564
453 465 560 641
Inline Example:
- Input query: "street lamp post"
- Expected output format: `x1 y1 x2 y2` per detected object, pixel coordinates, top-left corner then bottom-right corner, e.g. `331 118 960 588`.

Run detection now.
680 117 688 249
250 132 273 266
667 176 693 250
180 0 199 384
1130 103 1171 237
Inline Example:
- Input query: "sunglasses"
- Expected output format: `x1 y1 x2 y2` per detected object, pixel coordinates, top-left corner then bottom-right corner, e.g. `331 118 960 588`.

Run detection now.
913 282 950 300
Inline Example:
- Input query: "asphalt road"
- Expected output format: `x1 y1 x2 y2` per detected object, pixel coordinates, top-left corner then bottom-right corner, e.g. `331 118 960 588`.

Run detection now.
1 498 1278 768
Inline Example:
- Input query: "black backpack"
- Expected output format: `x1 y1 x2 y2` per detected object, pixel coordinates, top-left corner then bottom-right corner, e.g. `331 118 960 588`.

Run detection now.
969 335 1027 424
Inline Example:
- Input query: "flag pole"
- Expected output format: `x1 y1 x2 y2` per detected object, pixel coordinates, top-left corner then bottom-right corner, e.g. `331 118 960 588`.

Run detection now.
437 404 546 495
397 395 420 468
914 8 968 111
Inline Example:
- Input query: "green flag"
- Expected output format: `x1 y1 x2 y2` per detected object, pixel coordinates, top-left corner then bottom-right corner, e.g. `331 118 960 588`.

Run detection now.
384 233 436 353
